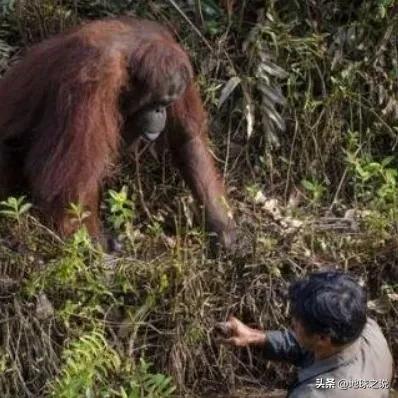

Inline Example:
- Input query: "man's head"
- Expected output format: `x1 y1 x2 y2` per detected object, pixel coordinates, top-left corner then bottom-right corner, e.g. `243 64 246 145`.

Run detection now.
289 271 367 354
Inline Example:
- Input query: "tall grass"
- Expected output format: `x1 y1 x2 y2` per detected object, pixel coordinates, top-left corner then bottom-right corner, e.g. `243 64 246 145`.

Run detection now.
0 0 397 396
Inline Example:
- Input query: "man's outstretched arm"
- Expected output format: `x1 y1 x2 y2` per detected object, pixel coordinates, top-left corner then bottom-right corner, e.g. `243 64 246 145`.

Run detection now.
216 316 309 366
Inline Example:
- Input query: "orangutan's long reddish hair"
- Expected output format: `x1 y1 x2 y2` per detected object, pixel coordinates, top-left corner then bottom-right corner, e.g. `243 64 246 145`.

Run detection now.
0 17 236 248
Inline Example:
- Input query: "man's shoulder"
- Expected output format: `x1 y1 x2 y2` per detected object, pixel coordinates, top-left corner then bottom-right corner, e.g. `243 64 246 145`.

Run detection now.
360 317 393 373
362 317 386 342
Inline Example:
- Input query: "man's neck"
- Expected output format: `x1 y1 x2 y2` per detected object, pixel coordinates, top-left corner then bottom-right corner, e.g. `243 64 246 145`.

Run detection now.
314 342 352 361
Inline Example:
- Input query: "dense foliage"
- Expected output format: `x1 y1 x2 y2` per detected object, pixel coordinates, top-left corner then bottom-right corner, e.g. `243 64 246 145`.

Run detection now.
0 1 397 397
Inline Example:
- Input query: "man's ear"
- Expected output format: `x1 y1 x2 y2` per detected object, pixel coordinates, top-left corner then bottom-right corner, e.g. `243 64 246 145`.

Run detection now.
317 334 332 345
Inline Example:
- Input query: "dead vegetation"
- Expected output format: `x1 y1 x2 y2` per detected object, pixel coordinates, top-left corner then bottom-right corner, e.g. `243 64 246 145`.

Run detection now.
0 0 397 397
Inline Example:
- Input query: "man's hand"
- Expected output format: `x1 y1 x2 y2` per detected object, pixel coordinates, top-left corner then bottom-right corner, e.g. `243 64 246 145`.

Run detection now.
215 316 266 347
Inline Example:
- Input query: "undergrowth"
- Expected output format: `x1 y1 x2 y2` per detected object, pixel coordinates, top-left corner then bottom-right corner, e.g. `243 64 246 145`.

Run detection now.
0 0 397 397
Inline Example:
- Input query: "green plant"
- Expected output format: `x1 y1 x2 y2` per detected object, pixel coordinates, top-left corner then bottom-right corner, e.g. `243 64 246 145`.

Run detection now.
49 329 121 397
0 195 32 226
68 202 92 229
107 186 135 232
301 179 326 205
147 217 164 239
377 0 396 18
0 0 16 14
346 132 398 209
116 358 176 398
50 330 175 398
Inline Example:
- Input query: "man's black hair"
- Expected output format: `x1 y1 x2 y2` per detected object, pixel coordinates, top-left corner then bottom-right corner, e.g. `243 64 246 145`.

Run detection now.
289 271 367 345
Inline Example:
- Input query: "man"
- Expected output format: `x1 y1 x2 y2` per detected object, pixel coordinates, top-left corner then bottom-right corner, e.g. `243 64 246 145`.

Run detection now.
217 271 393 397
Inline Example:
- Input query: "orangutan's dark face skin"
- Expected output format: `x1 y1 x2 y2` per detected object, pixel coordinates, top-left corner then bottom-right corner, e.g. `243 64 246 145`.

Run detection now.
134 105 167 141
123 72 188 144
